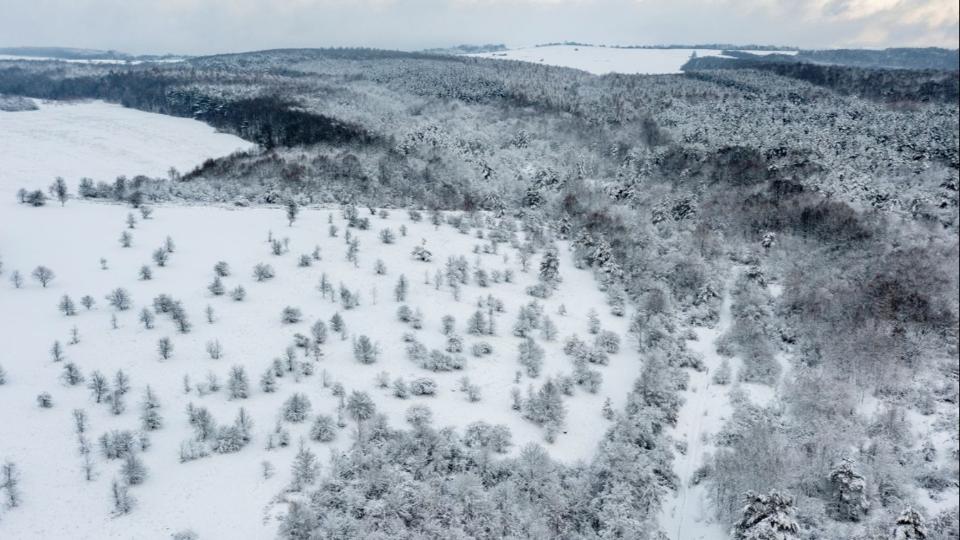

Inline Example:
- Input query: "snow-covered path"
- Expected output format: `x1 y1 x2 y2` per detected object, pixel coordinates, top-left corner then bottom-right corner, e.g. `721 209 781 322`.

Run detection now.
659 281 734 540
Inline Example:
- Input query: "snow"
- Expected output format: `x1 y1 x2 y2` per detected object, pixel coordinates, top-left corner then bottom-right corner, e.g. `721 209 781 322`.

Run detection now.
0 202 639 538
468 45 796 75
659 281 734 540
0 100 640 538
0 99 251 197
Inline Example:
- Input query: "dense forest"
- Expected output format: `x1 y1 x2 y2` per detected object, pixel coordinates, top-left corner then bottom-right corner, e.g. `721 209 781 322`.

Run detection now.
1 49 957 538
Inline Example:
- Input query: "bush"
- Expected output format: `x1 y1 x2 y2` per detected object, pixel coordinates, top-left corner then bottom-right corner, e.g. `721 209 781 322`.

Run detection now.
410 377 437 396
281 307 303 324
253 263 275 282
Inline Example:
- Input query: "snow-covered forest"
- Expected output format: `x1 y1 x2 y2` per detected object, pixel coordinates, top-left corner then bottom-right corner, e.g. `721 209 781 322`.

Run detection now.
0 44 958 540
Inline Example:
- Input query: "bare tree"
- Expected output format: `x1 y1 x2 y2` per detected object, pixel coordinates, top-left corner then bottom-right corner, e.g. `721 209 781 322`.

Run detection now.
32 265 55 287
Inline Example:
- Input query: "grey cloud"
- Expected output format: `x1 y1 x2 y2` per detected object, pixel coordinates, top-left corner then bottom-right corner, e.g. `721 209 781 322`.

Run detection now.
0 0 955 55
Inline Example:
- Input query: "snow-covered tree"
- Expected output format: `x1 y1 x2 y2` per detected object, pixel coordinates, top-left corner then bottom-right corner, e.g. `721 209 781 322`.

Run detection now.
111 478 135 515
282 393 312 423
828 459 869 522
352 335 380 364
140 386 162 431
1 461 21 507
228 365 249 400
51 176 68 206
157 337 173 360
518 337 545 378
253 263 275 281
61 362 84 386
32 265 54 287
346 391 376 439
732 490 800 540
281 306 302 324
59 294 77 316
285 200 299 226
121 452 147 486
106 288 132 311
892 507 928 540
289 442 319 492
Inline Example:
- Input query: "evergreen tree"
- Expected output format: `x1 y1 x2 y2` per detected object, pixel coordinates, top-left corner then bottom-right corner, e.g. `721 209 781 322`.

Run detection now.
310 320 328 345
228 365 250 400
394 274 408 302
152 247 169 267
828 459 869 522
733 491 800 540
231 285 247 301
214 261 231 277
289 442 319 492
157 337 173 360
140 386 162 431
310 415 337 442
50 340 65 362
111 478 135 515
518 337 545 378
114 372 134 400
61 362 84 386
286 200 299 226
260 369 277 393
587 308 601 334
280 501 317 539
208 276 225 296
892 508 927 540
538 247 560 287
121 452 147 485
1 461 21 507
282 393 312 422
467 310 487 335
346 391 376 441
59 294 77 316
352 335 380 364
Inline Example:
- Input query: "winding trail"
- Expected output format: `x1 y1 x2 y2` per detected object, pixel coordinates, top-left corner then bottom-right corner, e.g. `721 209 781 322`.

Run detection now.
659 279 735 540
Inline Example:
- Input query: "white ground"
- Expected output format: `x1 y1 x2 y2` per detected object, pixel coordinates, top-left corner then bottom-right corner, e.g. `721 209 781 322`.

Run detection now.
0 102 640 538
0 99 250 198
659 280 733 540
468 45 796 75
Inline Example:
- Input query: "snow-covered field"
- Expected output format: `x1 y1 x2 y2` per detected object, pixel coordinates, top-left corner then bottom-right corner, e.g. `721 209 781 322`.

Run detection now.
0 102 639 538
468 45 795 75
0 99 250 198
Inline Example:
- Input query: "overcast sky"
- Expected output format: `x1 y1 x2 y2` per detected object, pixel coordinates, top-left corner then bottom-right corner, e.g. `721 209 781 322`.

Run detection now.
1 0 956 55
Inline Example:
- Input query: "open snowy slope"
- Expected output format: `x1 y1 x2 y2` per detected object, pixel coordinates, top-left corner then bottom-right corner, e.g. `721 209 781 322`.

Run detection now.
0 99 250 197
467 45 795 75
0 197 638 538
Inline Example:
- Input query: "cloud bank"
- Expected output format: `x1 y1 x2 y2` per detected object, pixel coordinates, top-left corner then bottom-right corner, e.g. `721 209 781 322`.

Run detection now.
0 0 955 55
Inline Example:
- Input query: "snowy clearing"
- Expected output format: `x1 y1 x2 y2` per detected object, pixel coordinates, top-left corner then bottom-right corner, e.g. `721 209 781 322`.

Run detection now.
0 99 250 197
467 45 796 75
0 199 637 538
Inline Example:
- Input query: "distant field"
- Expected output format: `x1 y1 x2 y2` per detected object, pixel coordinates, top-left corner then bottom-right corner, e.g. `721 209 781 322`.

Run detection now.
0 100 249 197
467 45 796 75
